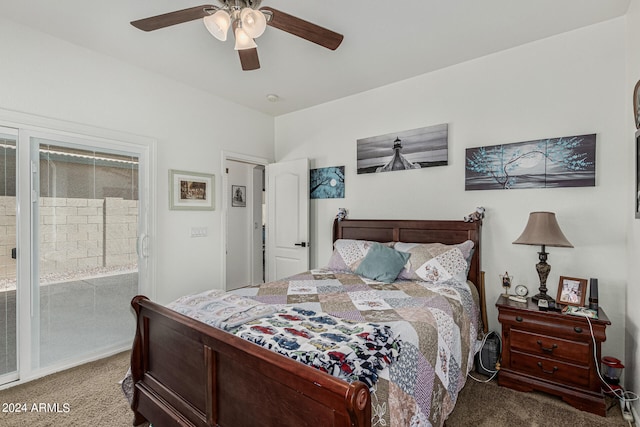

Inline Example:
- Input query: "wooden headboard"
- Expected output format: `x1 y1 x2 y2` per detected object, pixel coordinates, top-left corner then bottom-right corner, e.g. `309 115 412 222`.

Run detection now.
333 218 487 332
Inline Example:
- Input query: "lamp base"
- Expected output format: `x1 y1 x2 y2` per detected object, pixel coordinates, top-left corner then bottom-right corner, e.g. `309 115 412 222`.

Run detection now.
531 292 555 303
531 247 555 303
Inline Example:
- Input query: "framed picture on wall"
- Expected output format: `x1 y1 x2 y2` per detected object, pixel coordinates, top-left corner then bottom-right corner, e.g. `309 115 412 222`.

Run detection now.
169 169 215 210
310 166 345 199
231 185 246 207
465 134 596 190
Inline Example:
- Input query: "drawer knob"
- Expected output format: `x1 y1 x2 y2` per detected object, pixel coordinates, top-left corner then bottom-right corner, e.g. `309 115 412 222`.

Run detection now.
536 340 558 353
574 327 583 333
515 316 523 322
537 362 558 375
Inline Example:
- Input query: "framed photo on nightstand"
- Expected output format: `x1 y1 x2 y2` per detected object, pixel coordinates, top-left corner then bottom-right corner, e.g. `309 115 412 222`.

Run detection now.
556 276 587 307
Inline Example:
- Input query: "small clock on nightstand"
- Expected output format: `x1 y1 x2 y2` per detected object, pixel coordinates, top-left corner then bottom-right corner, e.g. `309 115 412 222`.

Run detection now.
508 284 528 303
515 284 528 297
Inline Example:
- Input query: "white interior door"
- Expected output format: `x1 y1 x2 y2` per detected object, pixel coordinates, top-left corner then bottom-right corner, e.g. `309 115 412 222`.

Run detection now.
266 158 309 281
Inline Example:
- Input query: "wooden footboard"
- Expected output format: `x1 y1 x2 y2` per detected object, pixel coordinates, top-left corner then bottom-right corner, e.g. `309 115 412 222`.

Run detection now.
129 295 371 427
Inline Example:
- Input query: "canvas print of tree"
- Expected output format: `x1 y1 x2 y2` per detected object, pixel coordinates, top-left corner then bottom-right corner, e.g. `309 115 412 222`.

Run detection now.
465 134 596 190
310 166 345 199
357 124 448 174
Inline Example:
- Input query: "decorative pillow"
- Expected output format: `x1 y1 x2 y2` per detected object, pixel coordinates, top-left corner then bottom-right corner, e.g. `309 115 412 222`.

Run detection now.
326 239 393 272
394 240 474 283
354 242 411 283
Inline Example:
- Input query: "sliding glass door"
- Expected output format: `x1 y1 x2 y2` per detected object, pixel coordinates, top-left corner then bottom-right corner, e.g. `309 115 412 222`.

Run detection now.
0 119 154 387
30 135 148 370
0 128 17 384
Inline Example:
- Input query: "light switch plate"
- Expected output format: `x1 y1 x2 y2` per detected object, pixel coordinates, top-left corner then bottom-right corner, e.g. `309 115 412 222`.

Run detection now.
190 227 208 237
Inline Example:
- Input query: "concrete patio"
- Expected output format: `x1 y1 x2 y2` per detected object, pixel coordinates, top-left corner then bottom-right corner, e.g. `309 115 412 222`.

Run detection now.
0 272 138 377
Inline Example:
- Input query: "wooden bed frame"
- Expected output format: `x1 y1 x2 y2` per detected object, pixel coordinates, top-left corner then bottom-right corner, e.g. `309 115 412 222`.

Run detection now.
129 218 485 427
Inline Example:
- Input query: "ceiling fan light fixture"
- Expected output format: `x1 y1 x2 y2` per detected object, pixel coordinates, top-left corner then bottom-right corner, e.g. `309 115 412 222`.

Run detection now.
240 7 267 39
131 4 345 72
234 27 257 50
203 10 231 41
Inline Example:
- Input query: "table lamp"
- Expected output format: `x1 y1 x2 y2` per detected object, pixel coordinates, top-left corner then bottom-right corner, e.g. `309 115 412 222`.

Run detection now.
513 211 573 302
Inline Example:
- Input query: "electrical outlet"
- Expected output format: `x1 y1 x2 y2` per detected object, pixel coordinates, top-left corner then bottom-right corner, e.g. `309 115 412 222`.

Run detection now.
190 227 208 238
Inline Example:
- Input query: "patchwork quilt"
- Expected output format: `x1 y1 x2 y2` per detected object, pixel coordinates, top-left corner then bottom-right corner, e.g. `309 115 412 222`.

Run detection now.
231 306 400 388
167 289 401 388
123 267 480 427
167 289 277 329
230 269 481 427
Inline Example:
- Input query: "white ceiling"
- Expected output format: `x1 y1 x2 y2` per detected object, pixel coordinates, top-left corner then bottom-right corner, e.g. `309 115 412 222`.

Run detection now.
1 0 630 116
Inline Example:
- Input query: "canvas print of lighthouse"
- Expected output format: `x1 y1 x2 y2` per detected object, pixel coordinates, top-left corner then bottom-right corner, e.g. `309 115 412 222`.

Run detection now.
356 123 448 174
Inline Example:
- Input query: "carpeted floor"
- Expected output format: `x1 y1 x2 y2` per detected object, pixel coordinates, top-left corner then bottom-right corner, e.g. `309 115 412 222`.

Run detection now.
0 351 632 426
447 375 631 427
0 351 133 427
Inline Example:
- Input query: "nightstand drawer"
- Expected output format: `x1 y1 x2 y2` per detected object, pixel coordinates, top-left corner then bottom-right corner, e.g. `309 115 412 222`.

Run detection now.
499 311 592 342
510 329 590 364
511 351 590 388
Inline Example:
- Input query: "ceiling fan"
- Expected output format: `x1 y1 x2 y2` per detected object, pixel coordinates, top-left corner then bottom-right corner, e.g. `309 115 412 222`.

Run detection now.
131 0 344 71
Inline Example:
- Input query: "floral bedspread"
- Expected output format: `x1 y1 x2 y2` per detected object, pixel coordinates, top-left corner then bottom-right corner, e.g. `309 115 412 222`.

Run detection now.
230 306 400 388
167 289 401 388
231 269 481 427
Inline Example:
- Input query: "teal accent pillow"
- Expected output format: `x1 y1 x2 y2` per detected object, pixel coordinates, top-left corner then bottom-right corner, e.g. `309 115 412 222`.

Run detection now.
354 242 411 283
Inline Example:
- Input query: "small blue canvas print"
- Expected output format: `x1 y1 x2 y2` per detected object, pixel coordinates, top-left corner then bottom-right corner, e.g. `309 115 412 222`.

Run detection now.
310 166 345 199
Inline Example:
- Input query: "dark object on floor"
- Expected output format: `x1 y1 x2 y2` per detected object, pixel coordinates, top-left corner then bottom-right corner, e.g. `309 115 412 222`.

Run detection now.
475 332 500 377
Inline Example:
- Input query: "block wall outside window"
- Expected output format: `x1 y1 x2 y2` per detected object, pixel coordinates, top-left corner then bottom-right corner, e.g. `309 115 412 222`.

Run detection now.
0 195 138 290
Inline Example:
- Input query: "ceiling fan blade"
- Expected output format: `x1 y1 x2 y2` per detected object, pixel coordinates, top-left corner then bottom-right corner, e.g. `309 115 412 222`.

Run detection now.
238 48 260 71
131 5 216 32
260 7 343 50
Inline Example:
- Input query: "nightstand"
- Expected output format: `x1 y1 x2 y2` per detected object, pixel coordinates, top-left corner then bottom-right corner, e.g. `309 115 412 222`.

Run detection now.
496 295 611 416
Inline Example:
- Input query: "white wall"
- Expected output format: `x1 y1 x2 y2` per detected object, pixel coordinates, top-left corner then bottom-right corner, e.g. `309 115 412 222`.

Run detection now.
0 18 274 304
625 0 640 398
275 19 628 360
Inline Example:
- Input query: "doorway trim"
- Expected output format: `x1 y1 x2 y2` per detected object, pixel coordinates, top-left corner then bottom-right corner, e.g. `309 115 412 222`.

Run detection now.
221 151 270 290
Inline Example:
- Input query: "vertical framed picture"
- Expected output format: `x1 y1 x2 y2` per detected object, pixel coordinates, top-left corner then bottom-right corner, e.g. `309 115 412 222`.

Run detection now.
231 185 246 207
556 276 587 307
169 170 214 210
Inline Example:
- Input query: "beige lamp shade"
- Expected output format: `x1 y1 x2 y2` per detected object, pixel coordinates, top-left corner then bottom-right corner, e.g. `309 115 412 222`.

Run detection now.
513 211 573 248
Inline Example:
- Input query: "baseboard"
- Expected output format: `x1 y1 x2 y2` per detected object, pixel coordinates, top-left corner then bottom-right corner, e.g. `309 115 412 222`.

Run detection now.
0 344 130 391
